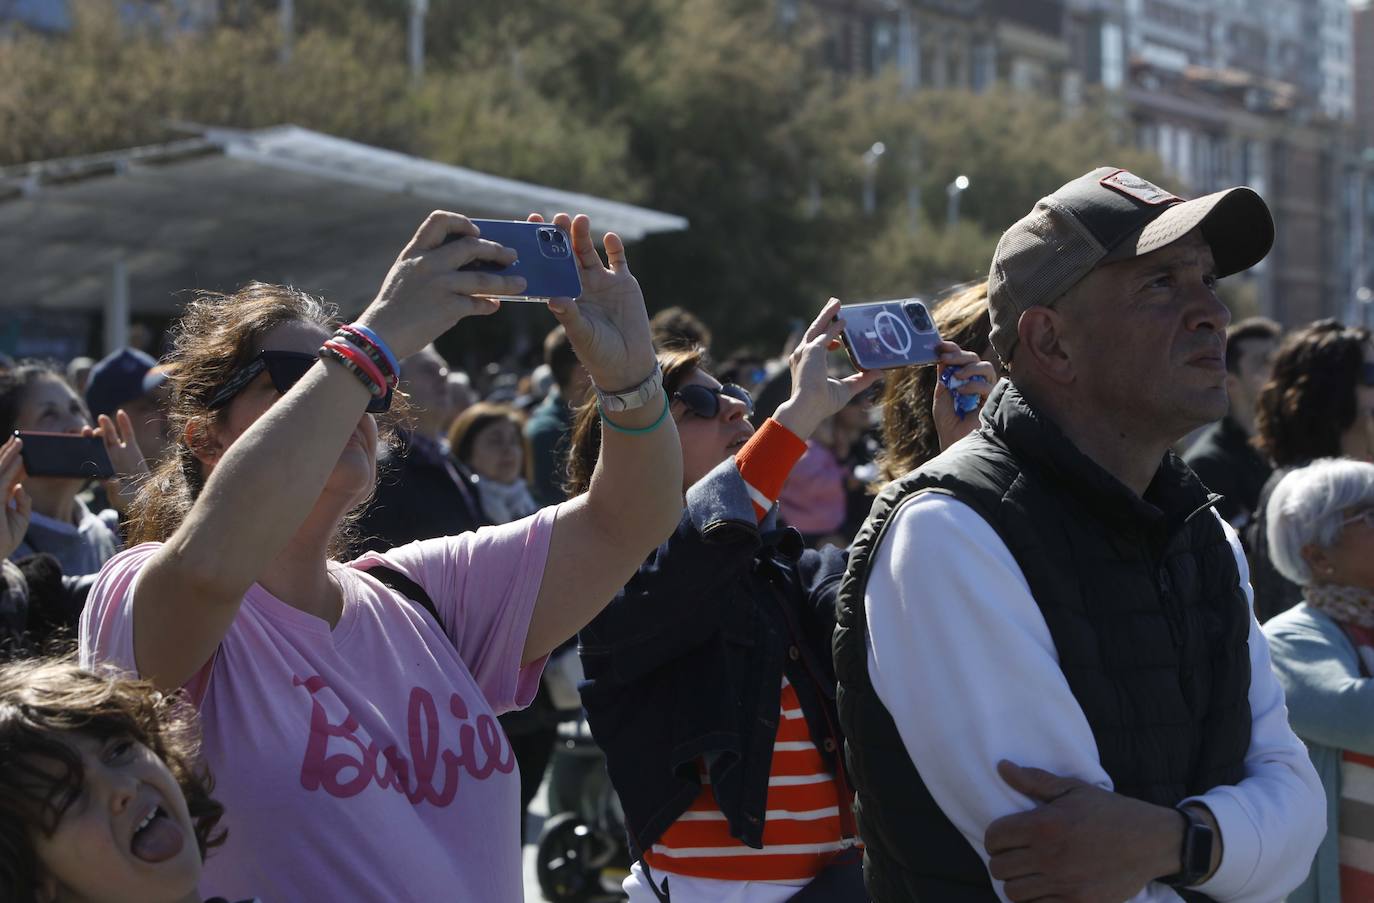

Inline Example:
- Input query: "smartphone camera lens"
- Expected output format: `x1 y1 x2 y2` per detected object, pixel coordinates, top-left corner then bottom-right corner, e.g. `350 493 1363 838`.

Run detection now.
537 227 570 259
905 302 933 332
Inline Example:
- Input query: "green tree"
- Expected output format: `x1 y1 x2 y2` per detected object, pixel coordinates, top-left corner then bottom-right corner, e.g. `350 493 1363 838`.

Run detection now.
0 2 417 164
797 78 1167 319
0 0 1166 358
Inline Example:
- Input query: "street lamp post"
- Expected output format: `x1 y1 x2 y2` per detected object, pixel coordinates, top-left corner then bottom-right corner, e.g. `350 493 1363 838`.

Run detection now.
862 142 886 217
409 0 428 86
946 174 970 227
279 0 294 64
907 143 923 234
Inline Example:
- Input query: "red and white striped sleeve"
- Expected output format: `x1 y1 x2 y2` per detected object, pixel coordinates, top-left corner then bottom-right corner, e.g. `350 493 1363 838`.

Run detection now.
734 419 809 523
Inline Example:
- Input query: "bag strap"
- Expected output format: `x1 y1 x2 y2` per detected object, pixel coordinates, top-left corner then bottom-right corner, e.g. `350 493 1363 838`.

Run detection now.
639 856 671 903
360 564 442 626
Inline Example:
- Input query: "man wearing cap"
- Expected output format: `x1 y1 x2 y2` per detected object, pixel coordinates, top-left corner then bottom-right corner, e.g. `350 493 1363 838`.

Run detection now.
84 348 172 466
833 168 1323 902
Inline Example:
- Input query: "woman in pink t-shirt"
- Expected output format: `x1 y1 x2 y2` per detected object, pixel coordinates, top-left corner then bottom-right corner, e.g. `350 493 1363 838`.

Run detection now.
78 211 683 902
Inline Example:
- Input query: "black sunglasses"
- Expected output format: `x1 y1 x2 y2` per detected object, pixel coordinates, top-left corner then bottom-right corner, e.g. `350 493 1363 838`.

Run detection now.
208 350 393 414
672 383 754 419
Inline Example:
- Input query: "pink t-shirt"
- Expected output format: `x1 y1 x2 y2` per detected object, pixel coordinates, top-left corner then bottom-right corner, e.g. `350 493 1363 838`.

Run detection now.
78 508 556 903
777 440 847 534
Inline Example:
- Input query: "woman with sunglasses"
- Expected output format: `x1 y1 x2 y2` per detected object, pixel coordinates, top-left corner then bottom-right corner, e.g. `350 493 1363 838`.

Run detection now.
78 211 683 903
564 298 996 903
1245 320 1374 623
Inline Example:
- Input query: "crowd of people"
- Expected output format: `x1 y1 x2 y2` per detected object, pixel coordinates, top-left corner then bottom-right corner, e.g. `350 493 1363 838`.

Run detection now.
0 167 1366 903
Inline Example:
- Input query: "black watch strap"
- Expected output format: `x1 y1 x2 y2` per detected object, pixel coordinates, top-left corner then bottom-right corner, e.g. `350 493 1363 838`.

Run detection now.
1159 805 1214 888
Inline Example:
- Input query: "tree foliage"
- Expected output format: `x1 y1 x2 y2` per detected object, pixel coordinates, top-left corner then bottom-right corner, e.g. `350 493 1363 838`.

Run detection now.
0 0 1166 356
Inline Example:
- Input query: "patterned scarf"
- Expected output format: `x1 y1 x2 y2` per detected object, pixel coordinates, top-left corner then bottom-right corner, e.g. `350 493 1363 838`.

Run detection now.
1304 583 1374 629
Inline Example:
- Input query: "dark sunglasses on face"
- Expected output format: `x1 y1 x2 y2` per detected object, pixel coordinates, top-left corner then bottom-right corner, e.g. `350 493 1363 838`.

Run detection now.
208 350 393 413
672 383 754 419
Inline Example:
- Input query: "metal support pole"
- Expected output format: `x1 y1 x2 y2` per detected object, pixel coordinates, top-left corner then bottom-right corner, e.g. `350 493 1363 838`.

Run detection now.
105 259 130 356
946 175 969 228
278 0 293 64
1354 162 1369 324
409 0 428 86
907 143 922 234
862 142 886 217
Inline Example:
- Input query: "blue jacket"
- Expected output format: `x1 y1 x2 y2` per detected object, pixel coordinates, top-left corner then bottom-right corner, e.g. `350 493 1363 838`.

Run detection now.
577 459 854 859
1263 603 1371 903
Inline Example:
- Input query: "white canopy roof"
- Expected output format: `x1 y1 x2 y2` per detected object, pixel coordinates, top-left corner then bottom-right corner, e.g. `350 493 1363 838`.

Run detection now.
0 125 688 315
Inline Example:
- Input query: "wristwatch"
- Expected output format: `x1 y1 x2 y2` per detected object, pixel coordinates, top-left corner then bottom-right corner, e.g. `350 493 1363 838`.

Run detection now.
594 363 664 414
1159 805 1214 888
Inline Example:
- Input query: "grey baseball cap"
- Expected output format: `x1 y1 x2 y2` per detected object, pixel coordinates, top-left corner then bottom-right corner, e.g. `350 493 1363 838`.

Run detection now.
987 166 1275 363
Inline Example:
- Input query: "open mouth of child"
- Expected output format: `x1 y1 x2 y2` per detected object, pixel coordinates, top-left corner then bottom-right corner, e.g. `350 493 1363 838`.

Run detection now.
131 804 183 863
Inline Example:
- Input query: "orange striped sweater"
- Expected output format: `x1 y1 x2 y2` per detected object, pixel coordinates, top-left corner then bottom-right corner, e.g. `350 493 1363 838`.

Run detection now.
643 676 860 881
642 419 860 882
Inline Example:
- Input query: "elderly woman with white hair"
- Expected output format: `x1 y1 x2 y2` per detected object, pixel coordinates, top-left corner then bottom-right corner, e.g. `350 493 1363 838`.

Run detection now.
1263 457 1374 903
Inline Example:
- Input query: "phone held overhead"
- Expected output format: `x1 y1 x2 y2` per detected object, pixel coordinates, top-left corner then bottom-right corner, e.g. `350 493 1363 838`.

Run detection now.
14 431 116 480
839 299 943 371
445 220 583 303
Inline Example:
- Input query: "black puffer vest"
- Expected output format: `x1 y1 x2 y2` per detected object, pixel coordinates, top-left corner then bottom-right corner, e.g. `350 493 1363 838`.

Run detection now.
833 382 1253 902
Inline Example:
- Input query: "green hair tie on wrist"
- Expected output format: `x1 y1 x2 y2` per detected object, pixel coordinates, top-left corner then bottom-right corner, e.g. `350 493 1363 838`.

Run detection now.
598 393 670 436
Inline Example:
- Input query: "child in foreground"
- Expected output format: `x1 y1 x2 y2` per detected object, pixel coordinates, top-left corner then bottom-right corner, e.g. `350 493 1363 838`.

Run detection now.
0 657 254 903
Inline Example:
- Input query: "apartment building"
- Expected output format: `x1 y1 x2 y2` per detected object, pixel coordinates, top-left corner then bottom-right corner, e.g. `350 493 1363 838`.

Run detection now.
801 0 1077 102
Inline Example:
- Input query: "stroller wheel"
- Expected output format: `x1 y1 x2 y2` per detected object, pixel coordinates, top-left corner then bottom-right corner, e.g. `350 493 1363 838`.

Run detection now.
536 811 602 902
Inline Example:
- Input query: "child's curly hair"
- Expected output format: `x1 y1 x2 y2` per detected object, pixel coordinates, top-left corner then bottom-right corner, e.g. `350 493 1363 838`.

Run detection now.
0 656 225 901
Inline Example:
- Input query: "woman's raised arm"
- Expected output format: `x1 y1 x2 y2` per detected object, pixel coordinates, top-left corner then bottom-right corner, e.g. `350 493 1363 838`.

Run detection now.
520 214 684 663
132 213 527 689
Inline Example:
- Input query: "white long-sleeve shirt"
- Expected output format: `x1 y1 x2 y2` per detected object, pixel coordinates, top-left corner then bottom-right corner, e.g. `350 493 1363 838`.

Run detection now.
865 493 1325 903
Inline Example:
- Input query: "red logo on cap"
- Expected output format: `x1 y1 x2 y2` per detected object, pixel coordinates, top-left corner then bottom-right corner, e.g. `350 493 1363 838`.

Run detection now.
1099 169 1183 206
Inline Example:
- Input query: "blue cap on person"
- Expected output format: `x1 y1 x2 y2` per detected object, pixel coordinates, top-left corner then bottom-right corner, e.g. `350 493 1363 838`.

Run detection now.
84 348 168 418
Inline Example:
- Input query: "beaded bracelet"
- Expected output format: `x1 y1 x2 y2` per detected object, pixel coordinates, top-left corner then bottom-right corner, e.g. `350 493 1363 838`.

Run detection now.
598 392 670 436
325 339 388 396
319 341 385 398
342 323 400 379
333 330 396 389
335 325 398 386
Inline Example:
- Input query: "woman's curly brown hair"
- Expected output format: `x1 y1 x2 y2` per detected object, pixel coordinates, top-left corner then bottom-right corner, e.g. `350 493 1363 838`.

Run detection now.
125 282 403 558
875 282 1000 485
1255 320 1371 468
0 656 225 902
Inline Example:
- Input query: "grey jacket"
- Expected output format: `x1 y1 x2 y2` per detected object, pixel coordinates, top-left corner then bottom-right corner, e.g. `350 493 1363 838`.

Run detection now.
1263 604 1371 903
12 498 120 578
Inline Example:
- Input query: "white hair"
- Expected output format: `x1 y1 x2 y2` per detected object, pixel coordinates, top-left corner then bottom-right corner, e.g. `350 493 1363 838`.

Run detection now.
1266 458 1374 585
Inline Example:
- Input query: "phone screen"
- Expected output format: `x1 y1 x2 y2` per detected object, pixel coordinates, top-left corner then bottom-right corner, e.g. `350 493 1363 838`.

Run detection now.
841 300 942 370
15 431 116 480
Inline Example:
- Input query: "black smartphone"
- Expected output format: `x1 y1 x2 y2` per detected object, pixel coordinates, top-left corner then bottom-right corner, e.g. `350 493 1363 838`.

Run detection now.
15 431 115 479
448 220 583 302
839 299 943 370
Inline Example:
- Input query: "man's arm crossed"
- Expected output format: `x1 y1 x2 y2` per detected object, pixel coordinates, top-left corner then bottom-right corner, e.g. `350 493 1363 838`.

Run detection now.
867 499 1324 902
869 494 1198 902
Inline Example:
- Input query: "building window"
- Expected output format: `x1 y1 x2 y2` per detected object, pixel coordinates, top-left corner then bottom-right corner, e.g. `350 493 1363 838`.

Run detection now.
1243 139 1268 199
1062 70 1083 108
870 19 897 74
1010 58 1041 93
1101 22 1125 90
972 40 996 92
